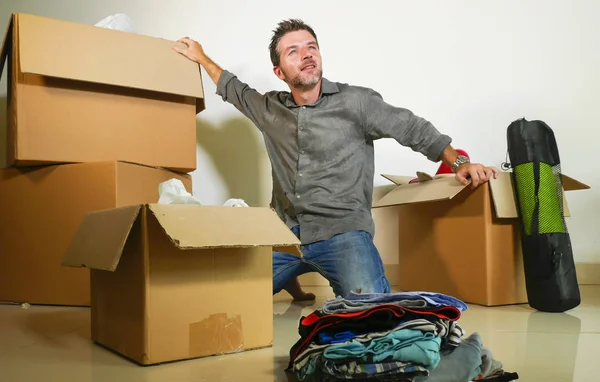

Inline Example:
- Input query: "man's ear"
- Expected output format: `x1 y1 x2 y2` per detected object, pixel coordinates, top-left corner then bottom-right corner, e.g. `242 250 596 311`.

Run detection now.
273 66 286 81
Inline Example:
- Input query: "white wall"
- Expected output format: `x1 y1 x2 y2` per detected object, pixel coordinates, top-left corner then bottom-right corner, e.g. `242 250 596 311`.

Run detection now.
1 0 599 262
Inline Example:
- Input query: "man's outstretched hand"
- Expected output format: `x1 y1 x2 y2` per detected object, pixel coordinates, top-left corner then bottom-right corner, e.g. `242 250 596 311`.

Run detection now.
173 37 205 63
455 163 499 188
172 37 224 85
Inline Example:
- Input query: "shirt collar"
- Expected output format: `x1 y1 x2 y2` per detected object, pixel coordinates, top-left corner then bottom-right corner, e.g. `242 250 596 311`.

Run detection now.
321 78 340 95
284 78 339 107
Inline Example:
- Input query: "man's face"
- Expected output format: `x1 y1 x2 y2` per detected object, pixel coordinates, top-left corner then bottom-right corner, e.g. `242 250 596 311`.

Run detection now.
273 30 322 88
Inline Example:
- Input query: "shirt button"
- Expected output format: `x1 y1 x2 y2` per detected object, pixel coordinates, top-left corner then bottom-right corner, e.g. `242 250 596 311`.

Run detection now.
302 106 306 109
296 194 301 199
299 126 303 131
299 172 303 177
300 150 305 155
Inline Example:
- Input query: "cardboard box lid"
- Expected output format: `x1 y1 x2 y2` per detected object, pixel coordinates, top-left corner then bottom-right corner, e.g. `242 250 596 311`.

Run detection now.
0 13 205 113
374 173 466 208
62 204 302 272
374 171 590 219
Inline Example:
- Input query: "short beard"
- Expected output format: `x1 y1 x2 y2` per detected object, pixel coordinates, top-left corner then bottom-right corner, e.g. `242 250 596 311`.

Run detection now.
287 69 323 89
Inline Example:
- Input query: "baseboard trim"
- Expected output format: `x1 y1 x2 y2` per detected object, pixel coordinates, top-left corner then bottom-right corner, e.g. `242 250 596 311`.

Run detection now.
298 262 600 288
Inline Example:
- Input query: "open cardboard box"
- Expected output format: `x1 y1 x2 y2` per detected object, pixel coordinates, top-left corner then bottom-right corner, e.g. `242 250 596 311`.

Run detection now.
373 171 590 306
0 13 203 173
62 204 301 365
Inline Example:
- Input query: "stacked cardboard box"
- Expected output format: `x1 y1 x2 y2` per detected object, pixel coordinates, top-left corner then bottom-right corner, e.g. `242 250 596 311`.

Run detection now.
0 13 301 364
0 12 202 306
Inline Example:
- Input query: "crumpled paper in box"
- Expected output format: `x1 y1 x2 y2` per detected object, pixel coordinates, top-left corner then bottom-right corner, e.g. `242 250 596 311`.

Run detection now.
95 13 134 32
158 179 202 205
158 179 249 207
223 198 249 207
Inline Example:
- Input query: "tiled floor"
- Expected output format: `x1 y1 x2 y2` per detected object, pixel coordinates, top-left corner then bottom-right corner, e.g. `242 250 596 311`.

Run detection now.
1 286 599 382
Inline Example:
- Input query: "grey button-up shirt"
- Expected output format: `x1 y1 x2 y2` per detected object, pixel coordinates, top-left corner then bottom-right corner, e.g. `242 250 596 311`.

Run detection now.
216 70 452 245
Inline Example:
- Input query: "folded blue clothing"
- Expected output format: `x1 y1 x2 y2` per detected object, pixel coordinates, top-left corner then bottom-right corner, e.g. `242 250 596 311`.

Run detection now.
341 291 469 312
414 332 483 382
318 330 360 345
315 318 464 348
323 328 442 370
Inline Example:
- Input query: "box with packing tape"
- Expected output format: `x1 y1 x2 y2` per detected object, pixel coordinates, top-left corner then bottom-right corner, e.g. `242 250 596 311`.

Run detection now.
372 170 589 306
62 198 302 365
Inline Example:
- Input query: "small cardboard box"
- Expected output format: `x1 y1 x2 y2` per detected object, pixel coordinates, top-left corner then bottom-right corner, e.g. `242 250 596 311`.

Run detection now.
0 161 191 306
62 204 302 365
0 13 204 173
373 171 589 306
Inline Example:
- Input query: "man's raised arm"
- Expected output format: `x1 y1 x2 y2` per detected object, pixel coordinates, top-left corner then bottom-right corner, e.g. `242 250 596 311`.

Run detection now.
173 37 269 130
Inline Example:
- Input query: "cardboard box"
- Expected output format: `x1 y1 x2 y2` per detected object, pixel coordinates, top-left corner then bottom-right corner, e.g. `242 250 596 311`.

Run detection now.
0 161 191 306
61 204 302 365
373 171 589 306
0 13 204 173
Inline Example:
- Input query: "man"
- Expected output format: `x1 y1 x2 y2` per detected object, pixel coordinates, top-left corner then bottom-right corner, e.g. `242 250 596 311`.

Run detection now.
173 19 498 301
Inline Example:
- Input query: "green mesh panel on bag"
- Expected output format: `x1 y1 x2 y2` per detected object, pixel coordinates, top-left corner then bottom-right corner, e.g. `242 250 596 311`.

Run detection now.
514 162 566 235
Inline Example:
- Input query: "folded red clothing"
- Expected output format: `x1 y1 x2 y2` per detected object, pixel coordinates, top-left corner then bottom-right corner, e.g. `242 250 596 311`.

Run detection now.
301 304 460 327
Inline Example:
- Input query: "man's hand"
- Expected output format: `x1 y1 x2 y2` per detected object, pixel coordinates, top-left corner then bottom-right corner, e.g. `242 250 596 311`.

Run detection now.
173 37 205 64
455 163 499 188
172 37 224 85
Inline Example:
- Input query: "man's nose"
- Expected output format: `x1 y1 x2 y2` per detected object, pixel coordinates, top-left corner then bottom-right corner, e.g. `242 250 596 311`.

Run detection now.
302 49 313 60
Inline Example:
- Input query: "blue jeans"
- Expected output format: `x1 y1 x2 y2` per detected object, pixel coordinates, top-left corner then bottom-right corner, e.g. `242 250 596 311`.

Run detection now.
273 226 391 298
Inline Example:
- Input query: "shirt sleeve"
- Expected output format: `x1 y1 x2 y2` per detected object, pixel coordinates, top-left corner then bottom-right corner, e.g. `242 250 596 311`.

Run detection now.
360 88 452 162
215 70 269 130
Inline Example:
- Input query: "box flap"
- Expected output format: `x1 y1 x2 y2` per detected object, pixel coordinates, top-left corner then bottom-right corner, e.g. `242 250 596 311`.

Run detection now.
62 205 142 271
373 175 469 208
0 15 13 84
561 175 590 191
489 172 588 219
488 173 519 219
16 13 205 112
380 174 415 186
147 204 302 256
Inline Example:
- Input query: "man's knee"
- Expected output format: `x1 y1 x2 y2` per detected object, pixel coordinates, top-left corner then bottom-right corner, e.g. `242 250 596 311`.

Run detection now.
328 260 391 297
334 231 390 295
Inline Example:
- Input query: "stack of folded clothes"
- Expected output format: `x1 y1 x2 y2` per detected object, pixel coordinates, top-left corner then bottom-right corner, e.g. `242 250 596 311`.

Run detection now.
286 291 519 382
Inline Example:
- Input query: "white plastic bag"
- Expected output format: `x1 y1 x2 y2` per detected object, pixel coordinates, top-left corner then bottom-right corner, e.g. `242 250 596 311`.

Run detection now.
158 179 202 205
95 14 134 32
223 198 249 207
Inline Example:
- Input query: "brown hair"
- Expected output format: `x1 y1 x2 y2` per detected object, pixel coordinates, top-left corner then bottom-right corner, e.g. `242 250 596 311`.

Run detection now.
269 19 318 67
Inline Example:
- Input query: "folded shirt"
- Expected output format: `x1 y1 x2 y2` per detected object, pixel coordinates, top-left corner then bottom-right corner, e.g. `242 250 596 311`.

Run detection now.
322 297 429 314
321 360 429 380
323 329 442 369
338 291 469 312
